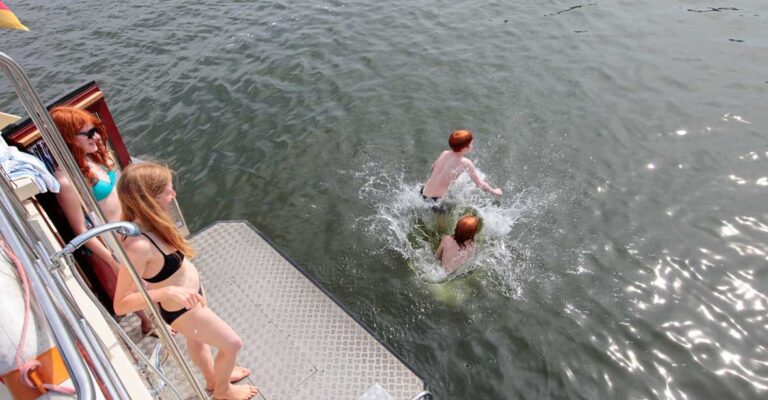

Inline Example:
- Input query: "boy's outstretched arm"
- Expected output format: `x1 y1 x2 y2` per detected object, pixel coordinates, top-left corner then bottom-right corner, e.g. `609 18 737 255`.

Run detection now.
463 159 503 196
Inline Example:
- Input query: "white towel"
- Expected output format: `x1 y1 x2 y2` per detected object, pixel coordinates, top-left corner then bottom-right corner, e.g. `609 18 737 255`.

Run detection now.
0 145 60 194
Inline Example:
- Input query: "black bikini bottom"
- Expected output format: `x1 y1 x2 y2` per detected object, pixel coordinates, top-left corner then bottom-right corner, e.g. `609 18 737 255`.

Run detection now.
420 186 449 214
160 285 203 325
420 186 440 202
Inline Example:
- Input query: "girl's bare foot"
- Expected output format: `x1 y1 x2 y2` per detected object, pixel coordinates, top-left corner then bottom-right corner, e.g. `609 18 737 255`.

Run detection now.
213 383 258 400
206 366 251 391
229 366 250 382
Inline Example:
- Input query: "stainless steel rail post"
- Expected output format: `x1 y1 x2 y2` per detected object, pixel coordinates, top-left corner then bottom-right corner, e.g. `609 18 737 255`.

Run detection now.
0 190 95 400
410 390 433 400
32 256 128 399
0 51 208 399
0 166 123 398
42 222 161 399
54 251 185 400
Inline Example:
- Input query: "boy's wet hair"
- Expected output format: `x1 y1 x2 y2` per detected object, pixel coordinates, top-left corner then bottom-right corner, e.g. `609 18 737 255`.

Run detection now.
449 130 473 152
453 215 479 249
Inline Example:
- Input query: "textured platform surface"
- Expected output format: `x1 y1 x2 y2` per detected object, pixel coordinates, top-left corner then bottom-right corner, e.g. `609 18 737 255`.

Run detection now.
121 221 424 400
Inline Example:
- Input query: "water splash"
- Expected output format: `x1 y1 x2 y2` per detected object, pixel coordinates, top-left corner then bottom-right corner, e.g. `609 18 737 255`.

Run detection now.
353 161 552 298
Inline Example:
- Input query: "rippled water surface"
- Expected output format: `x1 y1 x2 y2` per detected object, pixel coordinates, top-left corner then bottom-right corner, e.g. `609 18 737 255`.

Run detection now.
2 1 768 398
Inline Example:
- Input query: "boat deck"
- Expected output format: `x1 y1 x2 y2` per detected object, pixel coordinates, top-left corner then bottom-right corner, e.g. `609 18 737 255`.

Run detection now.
120 221 425 400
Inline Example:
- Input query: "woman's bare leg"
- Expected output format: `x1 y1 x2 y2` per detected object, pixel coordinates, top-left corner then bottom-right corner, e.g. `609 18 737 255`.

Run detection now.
186 339 250 391
137 310 153 333
172 306 258 400
186 337 217 389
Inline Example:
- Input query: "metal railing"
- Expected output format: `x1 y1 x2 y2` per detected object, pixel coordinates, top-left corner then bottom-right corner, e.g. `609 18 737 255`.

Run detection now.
0 161 134 398
0 176 182 399
0 51 207 398
47 226 183 399
410 390 433 400
0 177 96 399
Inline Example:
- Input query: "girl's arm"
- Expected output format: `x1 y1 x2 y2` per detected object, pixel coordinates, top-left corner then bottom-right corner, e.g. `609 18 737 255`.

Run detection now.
113 238 202 315
55 171 120 272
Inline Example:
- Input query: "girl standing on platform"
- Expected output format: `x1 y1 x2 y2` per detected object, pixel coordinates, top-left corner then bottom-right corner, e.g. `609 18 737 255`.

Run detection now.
51 106 152 334
113 162 257 400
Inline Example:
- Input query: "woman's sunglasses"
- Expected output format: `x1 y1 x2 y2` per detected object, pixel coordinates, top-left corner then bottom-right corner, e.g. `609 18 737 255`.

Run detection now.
76 127 99 139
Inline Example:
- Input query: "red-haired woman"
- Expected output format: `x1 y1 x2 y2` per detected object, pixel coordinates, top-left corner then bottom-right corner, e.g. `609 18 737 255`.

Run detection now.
114 162 257 400
50 106 152 334
436 215 479 273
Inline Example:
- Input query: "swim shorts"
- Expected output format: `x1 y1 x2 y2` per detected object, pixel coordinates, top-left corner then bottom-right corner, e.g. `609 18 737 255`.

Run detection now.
420 186 449 214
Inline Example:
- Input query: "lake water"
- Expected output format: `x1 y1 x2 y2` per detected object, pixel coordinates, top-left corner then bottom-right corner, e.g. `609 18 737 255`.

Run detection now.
2 1 767 398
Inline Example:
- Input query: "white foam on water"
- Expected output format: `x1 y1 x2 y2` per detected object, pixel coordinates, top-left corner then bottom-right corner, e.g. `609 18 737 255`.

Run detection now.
353 161 552 298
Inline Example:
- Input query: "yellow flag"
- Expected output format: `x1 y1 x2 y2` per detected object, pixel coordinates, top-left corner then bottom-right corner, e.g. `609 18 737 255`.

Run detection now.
0 1 29 31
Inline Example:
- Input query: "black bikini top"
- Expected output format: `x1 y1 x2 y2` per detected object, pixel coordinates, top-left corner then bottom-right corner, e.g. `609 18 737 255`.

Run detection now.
141 233 184 283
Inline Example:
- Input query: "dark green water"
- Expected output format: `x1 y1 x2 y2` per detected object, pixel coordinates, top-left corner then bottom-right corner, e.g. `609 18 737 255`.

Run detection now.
2 1 768 398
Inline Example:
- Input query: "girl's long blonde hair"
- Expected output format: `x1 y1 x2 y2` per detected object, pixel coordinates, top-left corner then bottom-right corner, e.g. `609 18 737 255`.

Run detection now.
50 106 114 184
117 162 194 257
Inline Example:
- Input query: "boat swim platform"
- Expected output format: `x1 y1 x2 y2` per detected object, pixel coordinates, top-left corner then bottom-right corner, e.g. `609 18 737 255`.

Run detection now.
119 221 427 399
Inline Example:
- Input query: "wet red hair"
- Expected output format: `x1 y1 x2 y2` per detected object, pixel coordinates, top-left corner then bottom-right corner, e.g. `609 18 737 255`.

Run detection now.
50 106 114 185
448 130 473 152
453 215 479 249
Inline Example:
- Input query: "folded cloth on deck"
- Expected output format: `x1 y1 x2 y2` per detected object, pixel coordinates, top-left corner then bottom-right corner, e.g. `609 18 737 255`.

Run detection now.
0 145 60 193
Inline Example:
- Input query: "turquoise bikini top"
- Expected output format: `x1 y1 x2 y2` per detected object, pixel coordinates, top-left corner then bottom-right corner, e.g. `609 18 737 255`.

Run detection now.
91 168 116 202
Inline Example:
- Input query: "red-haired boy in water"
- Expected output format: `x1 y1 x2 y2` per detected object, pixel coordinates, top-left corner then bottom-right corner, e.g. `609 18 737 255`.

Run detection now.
436 215 479 273
421 130 503 201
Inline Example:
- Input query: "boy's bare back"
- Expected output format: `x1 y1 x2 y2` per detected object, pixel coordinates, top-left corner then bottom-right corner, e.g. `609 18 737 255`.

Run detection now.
422 130 502 199
422 151 467 198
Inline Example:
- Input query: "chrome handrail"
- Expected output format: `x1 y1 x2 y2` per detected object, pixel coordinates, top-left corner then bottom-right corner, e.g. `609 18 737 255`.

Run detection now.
150 342 171 395
0 161 123 397
51 248 184 400
410 390 433 400
46 225 184 399
33 255 128 399
56 221 141 256
0 51 207 399
0 182 95 399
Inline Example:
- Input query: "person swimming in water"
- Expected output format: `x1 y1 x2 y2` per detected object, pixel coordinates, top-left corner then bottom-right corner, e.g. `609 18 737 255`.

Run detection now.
436 215 479 273
421 130 503 201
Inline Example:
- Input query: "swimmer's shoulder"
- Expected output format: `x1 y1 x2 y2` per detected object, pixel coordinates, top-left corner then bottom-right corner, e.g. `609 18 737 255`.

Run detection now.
440 234 456 246
123 234 153 254
435 150 453 162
